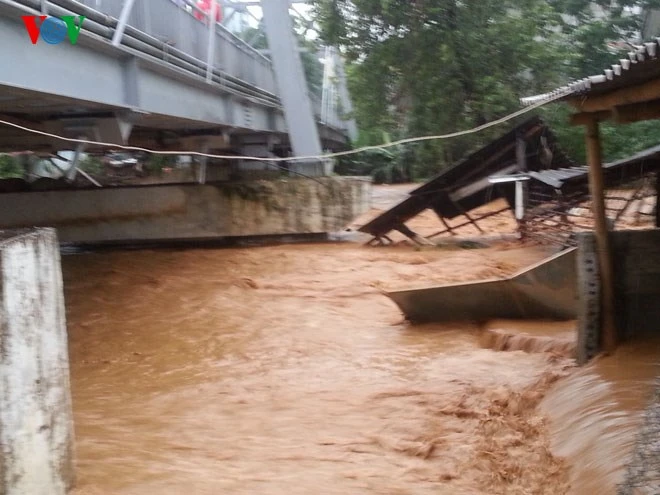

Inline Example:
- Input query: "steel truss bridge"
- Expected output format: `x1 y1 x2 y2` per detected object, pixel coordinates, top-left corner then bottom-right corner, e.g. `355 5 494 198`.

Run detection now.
0 0 356 177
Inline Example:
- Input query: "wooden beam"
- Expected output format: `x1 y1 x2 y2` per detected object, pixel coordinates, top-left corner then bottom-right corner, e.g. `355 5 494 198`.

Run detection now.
569 77 660 113
613 99 660 124
395 224 434 246
431 208 457 236
571 99 660 126
570 110 611 126
426 207 511 239
584 118 618 354
439 215 456 236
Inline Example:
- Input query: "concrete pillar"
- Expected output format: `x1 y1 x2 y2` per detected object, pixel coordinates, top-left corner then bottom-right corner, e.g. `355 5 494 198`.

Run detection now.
0 228 74 495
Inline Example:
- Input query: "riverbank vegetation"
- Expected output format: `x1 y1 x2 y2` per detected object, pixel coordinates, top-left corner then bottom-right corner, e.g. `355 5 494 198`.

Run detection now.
314 0 660 181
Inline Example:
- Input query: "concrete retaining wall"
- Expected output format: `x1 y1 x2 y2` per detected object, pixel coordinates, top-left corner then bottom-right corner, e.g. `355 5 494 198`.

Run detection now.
611 229 660 340
0 177 371 244
0 229 74 495
577 229 660 362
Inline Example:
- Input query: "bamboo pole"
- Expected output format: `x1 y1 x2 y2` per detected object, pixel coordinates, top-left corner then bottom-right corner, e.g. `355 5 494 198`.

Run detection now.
585 118 618 353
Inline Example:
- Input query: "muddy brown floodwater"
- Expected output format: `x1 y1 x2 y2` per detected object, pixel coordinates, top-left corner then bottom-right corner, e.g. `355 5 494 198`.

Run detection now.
62 186 660 494
64 242 576 495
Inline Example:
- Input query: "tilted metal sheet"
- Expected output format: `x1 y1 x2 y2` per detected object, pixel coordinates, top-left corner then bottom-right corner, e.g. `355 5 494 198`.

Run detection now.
386 248 577 323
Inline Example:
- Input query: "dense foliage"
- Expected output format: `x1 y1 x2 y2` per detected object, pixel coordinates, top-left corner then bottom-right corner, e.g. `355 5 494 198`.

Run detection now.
313 0 660 179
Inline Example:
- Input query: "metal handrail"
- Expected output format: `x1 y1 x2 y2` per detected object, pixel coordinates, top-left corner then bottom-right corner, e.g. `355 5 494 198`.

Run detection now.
9 0 281 106
5 0 351 131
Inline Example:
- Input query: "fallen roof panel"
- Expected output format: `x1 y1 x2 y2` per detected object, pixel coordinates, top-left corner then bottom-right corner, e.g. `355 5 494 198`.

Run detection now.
359 117 574 238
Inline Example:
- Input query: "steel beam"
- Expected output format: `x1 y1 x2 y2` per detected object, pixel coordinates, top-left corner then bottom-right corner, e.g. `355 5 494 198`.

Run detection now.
206 0 219 83
333 50 358 141
111 0 137 47
261 0 324 174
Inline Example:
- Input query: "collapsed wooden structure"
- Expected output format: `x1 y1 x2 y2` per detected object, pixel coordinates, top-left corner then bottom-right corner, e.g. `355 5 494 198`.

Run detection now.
359 117 575 244
510 144 660 246
360 116 660 248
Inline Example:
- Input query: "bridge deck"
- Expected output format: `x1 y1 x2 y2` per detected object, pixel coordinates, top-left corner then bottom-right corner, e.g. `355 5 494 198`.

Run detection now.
0 0 349 153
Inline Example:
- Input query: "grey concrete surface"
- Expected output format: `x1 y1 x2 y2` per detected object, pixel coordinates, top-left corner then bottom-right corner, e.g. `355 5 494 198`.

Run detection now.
0 229 74 495
386 248 577 323
0 178 372 244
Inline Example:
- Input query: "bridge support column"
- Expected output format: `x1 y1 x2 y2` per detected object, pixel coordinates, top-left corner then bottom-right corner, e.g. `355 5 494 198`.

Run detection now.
0 229 75 495
261 0 325 175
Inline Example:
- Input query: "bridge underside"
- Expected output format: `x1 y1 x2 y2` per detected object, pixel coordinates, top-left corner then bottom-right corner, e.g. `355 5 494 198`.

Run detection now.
0 84 348 155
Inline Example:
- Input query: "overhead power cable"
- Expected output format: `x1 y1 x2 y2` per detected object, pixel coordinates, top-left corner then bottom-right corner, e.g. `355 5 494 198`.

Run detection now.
0 92 564 163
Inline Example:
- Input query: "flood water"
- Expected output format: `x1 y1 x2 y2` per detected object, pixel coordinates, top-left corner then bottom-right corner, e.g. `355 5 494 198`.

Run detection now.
62 242 659 495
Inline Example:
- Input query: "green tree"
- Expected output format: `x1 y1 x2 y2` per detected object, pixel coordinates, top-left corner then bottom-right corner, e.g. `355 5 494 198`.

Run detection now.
312 0 660 180
313 0 569 178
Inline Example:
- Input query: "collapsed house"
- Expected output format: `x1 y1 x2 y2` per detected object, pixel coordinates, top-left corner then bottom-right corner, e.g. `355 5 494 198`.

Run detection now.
359 116 660 247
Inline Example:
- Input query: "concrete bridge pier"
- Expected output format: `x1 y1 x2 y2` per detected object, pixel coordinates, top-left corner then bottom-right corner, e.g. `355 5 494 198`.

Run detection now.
0 229 74 495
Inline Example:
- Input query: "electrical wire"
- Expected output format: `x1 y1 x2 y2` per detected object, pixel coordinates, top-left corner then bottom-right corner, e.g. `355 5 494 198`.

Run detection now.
0 91 564 163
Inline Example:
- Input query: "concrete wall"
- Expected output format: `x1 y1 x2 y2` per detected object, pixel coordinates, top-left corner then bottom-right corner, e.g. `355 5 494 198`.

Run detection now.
0 177 371 244
577 229 660 363
611 229 660 340
386 248 577 323
0 229 74 495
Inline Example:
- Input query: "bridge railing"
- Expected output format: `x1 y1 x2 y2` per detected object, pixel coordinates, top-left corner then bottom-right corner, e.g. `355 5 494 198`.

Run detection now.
11 0 350 136
24 0 279 104
81 0 277 94
84 0 347 132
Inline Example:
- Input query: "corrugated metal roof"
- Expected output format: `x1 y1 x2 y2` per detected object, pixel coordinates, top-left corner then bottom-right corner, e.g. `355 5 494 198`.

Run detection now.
520 40 660 106
501 143 660 189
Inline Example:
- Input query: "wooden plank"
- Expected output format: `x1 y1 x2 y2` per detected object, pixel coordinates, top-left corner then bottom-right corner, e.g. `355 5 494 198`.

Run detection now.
570 110 612 126
448 164 518 202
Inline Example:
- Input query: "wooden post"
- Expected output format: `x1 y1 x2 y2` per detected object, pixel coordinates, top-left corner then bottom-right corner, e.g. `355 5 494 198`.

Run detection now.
585 119 618 353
